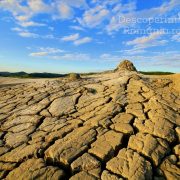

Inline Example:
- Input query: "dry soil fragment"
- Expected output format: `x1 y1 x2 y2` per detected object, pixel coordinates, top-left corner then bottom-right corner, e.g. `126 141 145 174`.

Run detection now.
71 153 101 178
110 123 134 135
6 158 65 180
70 171 97 180
89 130 123 161
45 126 96 166
111 113 134 124
160 155 180 179
0 142 42 162
134 117 175 143
106 148 152 180
101 170 121 180
128 133 170 166
49 96 76 116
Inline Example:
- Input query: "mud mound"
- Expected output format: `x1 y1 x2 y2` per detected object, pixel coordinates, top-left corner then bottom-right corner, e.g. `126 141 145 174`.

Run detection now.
116 60 137 71
0 68 179 179
68 73 81 81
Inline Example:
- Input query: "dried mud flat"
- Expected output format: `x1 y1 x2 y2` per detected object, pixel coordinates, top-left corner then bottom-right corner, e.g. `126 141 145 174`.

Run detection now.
0 66 180 179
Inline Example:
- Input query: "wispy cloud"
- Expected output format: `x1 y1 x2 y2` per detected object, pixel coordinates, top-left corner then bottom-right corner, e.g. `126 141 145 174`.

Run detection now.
18 21 46 27
28 0 50 13
11 27 22 32
30 51 91 62
52 53 90 61
70 25 85 31
125 32 167 50
11 27 57 39
55 2 73 19
30 52 48 57
19 32 39 38
39 47 64 53
12 27 39 38
78 5 109 28
74 37 92 45
61 33 79 41
118 49 146 55
126 32 163 46
172 33 180 42
61 33 92 45
29 47 64 57
53 0 87 20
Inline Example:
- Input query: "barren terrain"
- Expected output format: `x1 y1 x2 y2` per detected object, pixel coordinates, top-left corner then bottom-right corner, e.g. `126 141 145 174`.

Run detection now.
0 62 179 179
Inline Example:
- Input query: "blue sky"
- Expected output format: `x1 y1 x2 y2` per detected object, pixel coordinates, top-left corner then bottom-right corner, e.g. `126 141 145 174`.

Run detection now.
0 0 179 73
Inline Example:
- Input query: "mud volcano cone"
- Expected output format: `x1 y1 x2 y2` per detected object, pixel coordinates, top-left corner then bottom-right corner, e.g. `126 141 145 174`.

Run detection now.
116 60 137 71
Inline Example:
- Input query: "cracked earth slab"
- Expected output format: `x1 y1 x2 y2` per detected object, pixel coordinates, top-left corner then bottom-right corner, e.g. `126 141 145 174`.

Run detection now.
0 69 179 179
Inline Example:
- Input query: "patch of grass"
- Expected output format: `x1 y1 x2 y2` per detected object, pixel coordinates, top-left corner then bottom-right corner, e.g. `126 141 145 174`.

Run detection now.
87 88 97 94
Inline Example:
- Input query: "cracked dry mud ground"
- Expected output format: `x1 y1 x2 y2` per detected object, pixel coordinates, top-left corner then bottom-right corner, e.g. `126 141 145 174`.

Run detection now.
0 70 180 180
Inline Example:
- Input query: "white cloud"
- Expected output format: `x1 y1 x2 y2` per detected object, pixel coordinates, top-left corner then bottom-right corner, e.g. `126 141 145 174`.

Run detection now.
74 37 92 45
125 32 167 50
11 27 39 38
119 49 146 55
19 32 39 38
39 47 64 53
56 2 73 19
18 21 46 27
11 27 57 39
15 15 31 22
61 33 92 45
48 27 54 31
53 0 87 20
29 47 64 57
43 34 56 39
172 33 180 42
30 52 49 57
66 0 88 8
78 5 109 28
70 25 85 31
61 33 80 41
11 27 22 32
28 0 50 13
126 32 163 46
29 51 91 62
52 53 90 61
29 46 91 61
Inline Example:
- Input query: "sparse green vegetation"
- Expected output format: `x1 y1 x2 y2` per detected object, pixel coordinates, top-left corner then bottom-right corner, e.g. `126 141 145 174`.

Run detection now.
86 88 97 94
140 71 174 75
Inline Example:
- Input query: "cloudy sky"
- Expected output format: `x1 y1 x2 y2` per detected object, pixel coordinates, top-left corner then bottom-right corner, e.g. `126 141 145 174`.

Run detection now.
0 0 180 73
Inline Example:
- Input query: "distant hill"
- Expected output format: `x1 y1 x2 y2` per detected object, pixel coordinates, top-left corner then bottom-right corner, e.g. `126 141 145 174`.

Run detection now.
0 72 67 78
0 70 174 78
